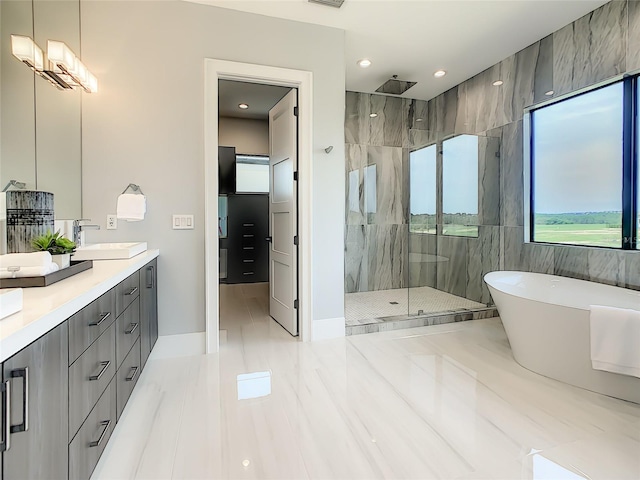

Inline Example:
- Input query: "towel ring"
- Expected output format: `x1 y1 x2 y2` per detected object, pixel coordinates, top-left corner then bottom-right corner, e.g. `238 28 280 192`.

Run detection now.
122 183 144 195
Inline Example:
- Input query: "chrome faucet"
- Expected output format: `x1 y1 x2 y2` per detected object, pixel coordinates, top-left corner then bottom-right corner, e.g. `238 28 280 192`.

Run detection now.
72 219 100 247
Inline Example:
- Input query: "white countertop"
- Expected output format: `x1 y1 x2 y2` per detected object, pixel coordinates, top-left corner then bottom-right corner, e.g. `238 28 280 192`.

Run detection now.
0 250 159 362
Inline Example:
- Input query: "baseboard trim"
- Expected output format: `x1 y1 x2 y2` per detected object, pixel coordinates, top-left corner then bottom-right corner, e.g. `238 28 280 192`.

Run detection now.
312 317 345 341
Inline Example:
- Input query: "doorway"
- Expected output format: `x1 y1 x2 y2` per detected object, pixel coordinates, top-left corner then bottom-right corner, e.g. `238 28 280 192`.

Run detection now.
204 59 313 353
217 80 298 341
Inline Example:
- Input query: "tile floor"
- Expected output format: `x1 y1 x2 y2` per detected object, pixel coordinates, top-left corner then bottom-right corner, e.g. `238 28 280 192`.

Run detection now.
92 283 640 479
345 286 487 325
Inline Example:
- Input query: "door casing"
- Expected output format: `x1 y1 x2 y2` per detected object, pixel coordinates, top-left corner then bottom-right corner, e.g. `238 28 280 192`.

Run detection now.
204 59 313 353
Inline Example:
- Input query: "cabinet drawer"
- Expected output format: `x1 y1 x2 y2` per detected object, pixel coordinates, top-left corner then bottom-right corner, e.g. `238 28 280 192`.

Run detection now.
117 338 141 421
69 322 116 439
69 380 117 480
116 297 140 369
116 270 140 317
69 288 116 364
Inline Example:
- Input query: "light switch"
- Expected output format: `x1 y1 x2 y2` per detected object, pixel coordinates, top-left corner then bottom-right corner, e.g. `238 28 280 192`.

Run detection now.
172 214 194 230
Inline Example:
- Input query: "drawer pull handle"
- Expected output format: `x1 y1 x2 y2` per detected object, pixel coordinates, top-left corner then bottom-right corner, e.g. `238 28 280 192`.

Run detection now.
89 420 111 448
89 361 111 381
243 247 254 250
243 234 254 238
89 312 111 327
125 366 139 382
125 323 139 335
243 260 254 263
125 286 138 296
9 368 28 434
243 223 254 227
1 381 10 452
243 272 254 276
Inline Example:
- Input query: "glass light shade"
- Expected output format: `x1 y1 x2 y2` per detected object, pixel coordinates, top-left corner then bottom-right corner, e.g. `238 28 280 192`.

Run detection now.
86 72 98 93
11 35 44 70
75 59 88 85
47 40 75 72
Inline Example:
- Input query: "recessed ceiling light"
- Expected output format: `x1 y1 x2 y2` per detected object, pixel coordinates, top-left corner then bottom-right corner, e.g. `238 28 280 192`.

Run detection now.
369 113 378 118
242 459 250 468
238 103 249 109
357 58 372 68
433 70 446 78
416 118 423 122
545 90 554 96
492 80 503 86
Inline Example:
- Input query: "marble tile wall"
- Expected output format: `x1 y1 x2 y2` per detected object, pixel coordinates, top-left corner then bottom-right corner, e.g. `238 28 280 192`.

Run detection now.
346 1 640 298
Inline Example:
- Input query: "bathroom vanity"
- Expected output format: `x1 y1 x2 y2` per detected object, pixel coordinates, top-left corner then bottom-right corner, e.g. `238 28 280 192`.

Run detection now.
0 250 159 480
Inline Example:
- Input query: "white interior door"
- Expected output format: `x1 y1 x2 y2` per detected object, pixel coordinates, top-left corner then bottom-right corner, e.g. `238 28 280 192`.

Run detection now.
269 89 298 336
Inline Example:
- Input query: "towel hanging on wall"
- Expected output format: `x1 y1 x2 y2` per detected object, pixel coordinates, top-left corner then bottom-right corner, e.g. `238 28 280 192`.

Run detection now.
117 184 146 221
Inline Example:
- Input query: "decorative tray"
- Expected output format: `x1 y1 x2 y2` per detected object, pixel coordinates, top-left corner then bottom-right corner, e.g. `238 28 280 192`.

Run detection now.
0 260 93 288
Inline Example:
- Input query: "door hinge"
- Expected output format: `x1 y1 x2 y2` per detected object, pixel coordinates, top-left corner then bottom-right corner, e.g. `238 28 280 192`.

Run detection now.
293 171 298 181
294 299 299 309
293 106 299 117
294 235 299 246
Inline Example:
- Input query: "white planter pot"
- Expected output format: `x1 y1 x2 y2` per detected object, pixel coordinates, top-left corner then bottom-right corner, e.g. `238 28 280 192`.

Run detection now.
51 253 71 270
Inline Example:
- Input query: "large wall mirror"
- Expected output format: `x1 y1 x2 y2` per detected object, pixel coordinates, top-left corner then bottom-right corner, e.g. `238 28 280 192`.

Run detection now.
1 0 82 220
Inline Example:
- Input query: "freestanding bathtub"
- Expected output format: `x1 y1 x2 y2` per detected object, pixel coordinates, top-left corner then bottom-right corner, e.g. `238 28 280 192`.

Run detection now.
485 271 640 404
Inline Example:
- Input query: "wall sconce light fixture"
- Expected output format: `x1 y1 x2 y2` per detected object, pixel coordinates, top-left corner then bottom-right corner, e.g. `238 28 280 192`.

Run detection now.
10 35 98 93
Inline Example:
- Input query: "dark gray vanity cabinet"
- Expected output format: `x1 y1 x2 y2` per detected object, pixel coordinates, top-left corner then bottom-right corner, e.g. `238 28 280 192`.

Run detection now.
1 322 69 480
140 258 158 369
0 257 158 480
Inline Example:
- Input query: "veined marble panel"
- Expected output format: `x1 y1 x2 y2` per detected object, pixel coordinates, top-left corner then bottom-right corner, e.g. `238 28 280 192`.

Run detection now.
367 146 407 225
502 42 539 124
345 224 367 293
463 63 505 133
501 121 524 228
409 99 429 131
554 245 590 281
625 251 640 291
588 248 626 287
467 226 501 304
553 1 627 95
408 232 438 289
503 226 527 271
345 91 370 145
533 35 554 104
524 243 555 275
366 224 408 291
629 0 640 71
369 94 409 148
427 87 459 138
345 143 366 226
409 129 440 150
436 235 468 298
478 136 501 226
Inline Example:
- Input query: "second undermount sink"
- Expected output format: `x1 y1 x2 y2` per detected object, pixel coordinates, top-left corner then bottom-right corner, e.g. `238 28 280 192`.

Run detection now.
72 242 148 261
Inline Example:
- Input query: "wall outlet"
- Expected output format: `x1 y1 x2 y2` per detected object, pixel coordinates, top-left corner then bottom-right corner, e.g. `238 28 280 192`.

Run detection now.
106 214 118 230
172 214 194 230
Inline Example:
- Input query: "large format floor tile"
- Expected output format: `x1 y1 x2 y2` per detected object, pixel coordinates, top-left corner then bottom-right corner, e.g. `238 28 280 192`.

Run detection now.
92 284 640 480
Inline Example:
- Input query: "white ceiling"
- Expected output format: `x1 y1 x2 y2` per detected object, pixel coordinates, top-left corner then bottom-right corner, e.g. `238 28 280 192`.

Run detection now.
219 80 291 119
189 0 609 101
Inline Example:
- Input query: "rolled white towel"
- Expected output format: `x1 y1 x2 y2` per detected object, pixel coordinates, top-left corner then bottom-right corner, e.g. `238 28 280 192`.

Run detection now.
0 252 53 268
0 262 59 278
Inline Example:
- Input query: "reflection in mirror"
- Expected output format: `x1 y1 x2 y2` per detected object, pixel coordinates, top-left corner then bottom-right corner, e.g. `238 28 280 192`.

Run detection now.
0 0 36 189
34 0 82 219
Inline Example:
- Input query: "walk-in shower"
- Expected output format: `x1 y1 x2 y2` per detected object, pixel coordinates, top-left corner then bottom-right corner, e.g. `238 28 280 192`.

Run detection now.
344 94 500 334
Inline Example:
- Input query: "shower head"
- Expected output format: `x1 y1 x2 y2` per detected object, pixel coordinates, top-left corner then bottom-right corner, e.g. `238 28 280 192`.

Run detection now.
375 75 417 95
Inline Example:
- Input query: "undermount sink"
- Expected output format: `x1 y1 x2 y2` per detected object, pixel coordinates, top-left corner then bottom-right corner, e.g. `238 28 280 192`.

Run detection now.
72 242 148 261
0 288 23 320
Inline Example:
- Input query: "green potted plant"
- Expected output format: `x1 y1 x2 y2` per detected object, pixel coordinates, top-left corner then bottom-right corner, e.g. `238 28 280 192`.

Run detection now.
31 230 76 269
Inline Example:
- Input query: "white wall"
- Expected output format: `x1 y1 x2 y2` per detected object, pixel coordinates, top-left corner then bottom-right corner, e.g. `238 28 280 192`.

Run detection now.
218 117 268 155
80 1 346 336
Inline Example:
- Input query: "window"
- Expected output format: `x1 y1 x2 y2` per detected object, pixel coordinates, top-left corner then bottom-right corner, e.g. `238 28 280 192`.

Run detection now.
529 76 638 250
236 155 269 193
409 144 437 233
364 164 377 214
442 135 479 237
